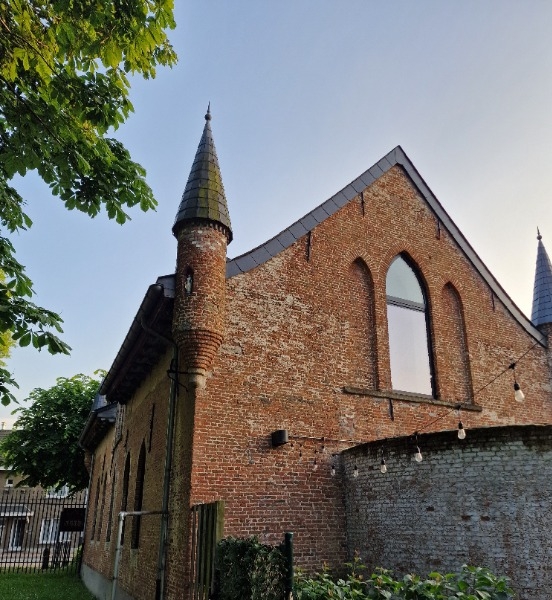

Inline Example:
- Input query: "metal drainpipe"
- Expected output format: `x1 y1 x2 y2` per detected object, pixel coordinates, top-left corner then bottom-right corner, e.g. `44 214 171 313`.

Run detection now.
112 510 165 600
138 318 179 600
155 345 179 600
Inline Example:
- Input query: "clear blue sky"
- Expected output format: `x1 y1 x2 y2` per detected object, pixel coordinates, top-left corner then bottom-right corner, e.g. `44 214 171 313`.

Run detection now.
2 1 552 426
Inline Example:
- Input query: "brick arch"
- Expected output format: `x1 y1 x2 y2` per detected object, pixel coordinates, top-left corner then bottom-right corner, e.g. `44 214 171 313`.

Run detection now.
438 282 473 404
347 258 379 389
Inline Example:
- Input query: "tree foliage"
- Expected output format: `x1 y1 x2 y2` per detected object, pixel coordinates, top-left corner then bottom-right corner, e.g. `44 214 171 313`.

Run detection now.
0 0 177 404
0 372 105 492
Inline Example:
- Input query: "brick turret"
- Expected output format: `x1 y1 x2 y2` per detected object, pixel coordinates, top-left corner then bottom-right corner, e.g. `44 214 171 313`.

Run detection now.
172 107 232 386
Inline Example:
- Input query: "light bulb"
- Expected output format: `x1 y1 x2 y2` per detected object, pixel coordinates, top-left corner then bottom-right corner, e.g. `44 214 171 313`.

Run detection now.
457 421 466 440
380 458 387 474
514 382 525 402
312 459 318 471
353 465 359 478
414 447 423 463
331 465 336 477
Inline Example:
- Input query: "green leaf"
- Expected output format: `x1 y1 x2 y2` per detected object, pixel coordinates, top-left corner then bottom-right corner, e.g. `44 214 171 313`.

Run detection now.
0 0 176 403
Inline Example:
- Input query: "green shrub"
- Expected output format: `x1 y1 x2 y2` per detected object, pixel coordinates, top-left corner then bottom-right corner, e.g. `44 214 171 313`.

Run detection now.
294 558 515 600
216 536 286 600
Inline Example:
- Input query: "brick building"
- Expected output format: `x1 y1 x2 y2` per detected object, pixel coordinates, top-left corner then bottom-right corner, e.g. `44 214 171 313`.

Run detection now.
0 429 86 568
80 108 552 600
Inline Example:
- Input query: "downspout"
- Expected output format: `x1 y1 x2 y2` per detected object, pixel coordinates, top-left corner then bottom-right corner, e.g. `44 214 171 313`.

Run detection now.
138 318 178 600
112 511 165 600
155 345 179 600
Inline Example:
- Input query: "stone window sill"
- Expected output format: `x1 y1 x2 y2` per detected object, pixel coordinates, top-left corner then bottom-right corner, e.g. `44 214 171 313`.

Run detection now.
343 387 482 412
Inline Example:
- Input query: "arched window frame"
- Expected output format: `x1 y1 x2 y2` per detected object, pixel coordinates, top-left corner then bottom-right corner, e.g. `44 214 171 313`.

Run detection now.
120 453 131 545
386 254 436 397
131 442 146 549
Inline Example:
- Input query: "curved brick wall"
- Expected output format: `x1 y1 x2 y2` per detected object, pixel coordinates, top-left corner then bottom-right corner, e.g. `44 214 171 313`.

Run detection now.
342 425 552 600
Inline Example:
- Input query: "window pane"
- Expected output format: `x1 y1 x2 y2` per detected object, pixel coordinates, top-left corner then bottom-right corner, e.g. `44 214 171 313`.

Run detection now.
387 304 432 395
386 257 424 304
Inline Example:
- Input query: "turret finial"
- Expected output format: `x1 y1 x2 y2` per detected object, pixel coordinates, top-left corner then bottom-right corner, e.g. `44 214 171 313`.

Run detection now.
172 107 232 242
537 227 542 241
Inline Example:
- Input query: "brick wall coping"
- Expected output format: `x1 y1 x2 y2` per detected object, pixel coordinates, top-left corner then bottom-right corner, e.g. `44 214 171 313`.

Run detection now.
341 423 552 458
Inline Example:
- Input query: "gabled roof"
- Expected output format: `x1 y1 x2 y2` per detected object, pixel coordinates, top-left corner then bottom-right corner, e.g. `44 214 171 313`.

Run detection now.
173 107 233 242
92 144 546 436
226 145 546 346
532 233 552 326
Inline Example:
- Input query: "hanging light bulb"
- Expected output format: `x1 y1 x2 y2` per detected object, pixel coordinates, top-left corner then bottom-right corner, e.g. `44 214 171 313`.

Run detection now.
509 363 525 402
514 382 525 402
312 458 318 471
330 464 336 477
380 457 387 474
457 421 466 440
414 446 423 463
353 464 359 478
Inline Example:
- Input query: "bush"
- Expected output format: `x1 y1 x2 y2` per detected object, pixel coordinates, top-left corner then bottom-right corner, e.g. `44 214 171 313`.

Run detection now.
294 558 515 600
216 536 286 600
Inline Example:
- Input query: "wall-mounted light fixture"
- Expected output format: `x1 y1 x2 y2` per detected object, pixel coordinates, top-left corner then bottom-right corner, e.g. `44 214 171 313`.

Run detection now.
271 429 289 447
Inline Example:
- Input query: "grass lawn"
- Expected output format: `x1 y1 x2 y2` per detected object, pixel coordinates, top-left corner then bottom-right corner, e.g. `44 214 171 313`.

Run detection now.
0 571 96 600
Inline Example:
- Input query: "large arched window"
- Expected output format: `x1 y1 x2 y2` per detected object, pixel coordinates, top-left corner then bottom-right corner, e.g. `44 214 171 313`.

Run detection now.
386 255 434 395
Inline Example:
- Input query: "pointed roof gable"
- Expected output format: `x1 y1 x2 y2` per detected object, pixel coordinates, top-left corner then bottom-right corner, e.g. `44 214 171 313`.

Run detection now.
531 233 552 326
173 107 232 242
227 145 546 346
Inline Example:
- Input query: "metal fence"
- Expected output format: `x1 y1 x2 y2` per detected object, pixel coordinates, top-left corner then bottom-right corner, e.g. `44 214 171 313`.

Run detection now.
0 487 87 573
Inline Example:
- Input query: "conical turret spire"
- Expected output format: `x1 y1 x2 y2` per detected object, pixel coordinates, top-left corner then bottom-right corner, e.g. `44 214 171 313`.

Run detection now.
531 229 552 326
173 106 232 242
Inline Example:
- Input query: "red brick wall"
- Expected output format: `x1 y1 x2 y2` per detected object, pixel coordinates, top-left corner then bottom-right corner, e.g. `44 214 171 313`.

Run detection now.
82 355 171 599
188 166 552 571
83 165 552 599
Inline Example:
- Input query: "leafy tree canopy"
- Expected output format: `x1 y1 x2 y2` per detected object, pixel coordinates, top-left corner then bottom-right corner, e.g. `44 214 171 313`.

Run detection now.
0 371 105 492
0 0 177 405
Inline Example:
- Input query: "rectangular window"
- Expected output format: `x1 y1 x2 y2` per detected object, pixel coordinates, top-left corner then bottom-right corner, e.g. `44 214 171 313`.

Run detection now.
40 519 59 544
388 303 432 395
8 519 25 550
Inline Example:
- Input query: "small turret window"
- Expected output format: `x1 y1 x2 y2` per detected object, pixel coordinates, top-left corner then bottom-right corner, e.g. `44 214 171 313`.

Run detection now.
386 256 434 396
184 268 194 295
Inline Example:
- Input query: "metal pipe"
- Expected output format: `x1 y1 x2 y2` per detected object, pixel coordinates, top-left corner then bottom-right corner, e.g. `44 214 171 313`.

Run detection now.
111 511 165 600
155 346 179 600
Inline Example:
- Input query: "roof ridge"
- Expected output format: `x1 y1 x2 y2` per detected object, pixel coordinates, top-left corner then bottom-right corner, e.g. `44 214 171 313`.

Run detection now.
225 146 545 346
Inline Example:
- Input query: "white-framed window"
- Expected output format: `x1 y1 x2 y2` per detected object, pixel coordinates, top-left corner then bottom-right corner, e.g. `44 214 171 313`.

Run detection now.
8 518 25 550
386 255 434 396
39 518 59 544
39 518 70 543
45 484 69 499
5 478 13 488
